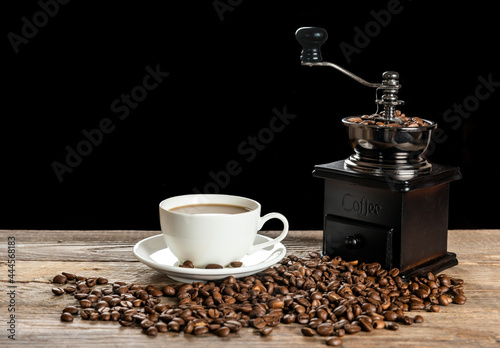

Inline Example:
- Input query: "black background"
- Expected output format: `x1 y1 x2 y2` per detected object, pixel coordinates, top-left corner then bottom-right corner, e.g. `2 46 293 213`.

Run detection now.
2 1 499 231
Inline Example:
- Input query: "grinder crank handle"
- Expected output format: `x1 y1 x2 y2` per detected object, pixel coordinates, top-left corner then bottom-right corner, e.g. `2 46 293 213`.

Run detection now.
295 27 382 88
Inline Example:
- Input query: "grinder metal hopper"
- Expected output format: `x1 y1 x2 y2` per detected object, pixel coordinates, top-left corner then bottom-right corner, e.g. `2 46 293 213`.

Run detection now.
296 27 461 278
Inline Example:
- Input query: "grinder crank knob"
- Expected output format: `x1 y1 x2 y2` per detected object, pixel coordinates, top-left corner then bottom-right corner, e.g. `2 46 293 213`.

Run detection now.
295 27 328 63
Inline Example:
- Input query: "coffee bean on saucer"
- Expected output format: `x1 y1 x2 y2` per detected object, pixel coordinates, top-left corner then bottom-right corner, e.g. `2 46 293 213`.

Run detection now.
179 260 194 268
230 261 243 268
205 264 223 269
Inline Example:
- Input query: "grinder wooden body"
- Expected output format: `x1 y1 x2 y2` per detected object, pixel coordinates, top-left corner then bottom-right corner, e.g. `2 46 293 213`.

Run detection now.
314 160 461 278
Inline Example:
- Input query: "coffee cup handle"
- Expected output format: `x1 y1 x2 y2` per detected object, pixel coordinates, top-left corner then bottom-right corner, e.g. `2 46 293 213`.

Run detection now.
247 213 289 255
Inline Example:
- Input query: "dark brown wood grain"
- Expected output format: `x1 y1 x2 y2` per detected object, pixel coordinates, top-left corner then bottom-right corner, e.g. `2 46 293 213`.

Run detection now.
0 229 498 347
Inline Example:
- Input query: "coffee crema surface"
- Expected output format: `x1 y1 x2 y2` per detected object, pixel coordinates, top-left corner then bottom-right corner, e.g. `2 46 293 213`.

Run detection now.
169 204 252 215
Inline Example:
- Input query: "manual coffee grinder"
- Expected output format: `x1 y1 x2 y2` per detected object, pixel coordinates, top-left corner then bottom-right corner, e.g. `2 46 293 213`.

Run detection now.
296 27 462 278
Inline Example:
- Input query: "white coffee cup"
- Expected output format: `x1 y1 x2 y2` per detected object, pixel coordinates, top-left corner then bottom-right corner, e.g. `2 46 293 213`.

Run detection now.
159 194 288 268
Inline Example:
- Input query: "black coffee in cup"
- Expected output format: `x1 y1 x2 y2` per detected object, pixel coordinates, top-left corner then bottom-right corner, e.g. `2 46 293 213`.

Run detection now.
169 204 252 215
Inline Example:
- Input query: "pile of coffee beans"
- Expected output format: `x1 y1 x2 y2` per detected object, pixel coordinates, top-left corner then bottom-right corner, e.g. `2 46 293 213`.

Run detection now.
52 253 466 345
348 110 431 128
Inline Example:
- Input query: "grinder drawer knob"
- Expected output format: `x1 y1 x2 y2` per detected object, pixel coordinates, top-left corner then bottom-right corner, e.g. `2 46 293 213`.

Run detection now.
345 235 362 249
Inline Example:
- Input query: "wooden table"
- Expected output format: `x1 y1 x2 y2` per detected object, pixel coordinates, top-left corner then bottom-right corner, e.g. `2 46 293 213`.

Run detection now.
1 229 499 347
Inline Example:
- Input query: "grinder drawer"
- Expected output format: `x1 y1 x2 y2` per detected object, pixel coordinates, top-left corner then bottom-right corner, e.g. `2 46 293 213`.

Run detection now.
323 214 393 268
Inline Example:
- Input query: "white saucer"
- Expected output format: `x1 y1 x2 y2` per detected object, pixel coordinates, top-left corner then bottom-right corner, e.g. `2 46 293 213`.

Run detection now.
133 234 286 283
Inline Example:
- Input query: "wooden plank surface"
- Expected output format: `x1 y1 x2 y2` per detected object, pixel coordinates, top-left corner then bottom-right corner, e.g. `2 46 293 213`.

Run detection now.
0 229 499 347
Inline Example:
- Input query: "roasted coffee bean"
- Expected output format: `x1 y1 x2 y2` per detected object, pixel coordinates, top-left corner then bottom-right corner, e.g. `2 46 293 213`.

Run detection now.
119 319 134 327
63 306 79 314
413 315 424 323
96 277 108 285
359 318 373 332
216 326 230 337
155 322 168 333
80 299 92 308
430 304 440 312
438 295 453 306
183 321 194 334
194 325 209 335
401 316 413 325
453 294 467 305
141 319 155 329
225 320 242 332
52 287 65 296
316 323 334 336
268 299 285 309
230 261 243 268
64 286 77 293
110 311 120 321
149 288 163 297
61 312 74 322
333 304 346 317
301 327 316 336
281 313 295 324
410 302 426 311
100 313 111 321
344 324 361 334
386 322 399 331
162 285 176 296
333 319 349 330
297 313 310 324
326 337 343 346
384 310 398 322
53 274 68 284
167 321 180 332
94 301 109 310
334 328 346 337
205 264 223 269
180 260 194 268
259 327 273 336
250 318 267 329
146 326 158 336
62 272 76 281
87 294 98 303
